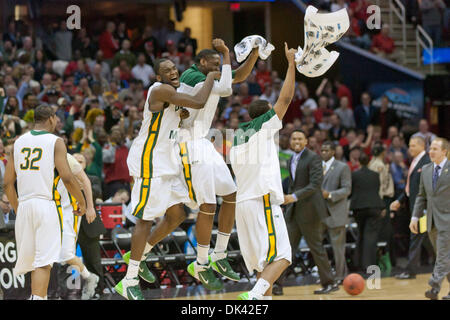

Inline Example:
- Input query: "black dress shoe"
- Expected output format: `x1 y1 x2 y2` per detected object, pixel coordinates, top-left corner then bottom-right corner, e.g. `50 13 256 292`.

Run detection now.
395 272 416 280
425 288 439 300
272 284 284 296
442 292 450 300
314 283 339 294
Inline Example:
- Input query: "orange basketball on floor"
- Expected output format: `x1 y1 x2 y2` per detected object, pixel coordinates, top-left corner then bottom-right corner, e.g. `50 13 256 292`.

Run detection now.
343 273 365 296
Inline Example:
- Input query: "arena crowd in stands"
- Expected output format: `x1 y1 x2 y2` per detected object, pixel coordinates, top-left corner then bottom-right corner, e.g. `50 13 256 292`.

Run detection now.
0 16 440 263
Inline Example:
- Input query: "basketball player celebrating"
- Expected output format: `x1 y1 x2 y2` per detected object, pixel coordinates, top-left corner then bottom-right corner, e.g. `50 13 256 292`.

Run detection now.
4 105 86 300
114 58 219 300
56 152 99 300
176 39 259 290
230 43 296 300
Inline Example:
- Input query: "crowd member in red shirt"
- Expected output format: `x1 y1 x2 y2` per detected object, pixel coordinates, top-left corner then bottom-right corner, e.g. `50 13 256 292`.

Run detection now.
349 0 370 22
237 82 254 106
255 60 272 93
347 146 362 172
103 127 131 199
371 24 402 62
99 21 119 61
333 78 353 109
313 95 334 123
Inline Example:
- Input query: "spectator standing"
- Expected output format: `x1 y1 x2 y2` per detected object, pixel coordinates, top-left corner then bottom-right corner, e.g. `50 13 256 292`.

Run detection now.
53 21 73 61
390 136 434 280
412 118 436 150
418 0 446 47
103 127 131 199
99 21 119 61
351 152 385 271
334 96 355 129
112 39 136 69
371 95 400 139
178 27 198 56
131 53 155 88
354 92 376 131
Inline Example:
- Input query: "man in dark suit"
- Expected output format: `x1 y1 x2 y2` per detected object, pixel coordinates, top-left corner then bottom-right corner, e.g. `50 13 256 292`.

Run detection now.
350 152 385 271
354 92 376 131
390 136 432 279
410 137 450 300
370 95 400 139
320 141 352 284
280 130 338 294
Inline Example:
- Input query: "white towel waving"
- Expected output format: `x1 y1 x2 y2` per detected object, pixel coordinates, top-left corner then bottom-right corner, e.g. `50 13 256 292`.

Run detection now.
234 35 275 63
296 6 349 77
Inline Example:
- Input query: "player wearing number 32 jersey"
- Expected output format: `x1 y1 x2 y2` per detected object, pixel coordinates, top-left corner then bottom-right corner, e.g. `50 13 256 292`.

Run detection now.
4 105 86 300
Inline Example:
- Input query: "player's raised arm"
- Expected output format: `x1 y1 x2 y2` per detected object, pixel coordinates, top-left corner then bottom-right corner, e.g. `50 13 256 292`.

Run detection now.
3 151 18 213
54 138 86 215
233 48 259 84
273 43 297 120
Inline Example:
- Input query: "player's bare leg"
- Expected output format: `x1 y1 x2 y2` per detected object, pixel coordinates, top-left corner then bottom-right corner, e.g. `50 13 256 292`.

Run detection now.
30 265 52 299
239 259 290 300
114 218 153 300
146 203 187 245
186 203 224 290
210 192 240 281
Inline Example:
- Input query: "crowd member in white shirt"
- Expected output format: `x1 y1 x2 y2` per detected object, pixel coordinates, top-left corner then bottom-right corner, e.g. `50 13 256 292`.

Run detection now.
131 53 155 88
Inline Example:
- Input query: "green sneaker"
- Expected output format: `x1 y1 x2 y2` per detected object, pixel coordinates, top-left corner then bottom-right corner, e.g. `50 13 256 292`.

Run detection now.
122 251 156 284
114 277 144 300
187 261 224 291
209 253 240 281
237 292 260 300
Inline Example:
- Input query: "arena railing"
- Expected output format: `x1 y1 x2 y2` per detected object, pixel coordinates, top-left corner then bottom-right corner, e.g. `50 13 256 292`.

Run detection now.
416 25 434 74
389 0 407 53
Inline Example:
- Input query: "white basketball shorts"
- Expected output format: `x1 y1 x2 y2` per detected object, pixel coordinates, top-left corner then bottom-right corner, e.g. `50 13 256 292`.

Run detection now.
235 193 292 274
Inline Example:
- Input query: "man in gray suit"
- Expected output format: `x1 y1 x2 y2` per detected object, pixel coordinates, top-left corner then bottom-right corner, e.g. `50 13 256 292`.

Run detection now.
282 130 338 294
320 141 352 284
410 137 450 300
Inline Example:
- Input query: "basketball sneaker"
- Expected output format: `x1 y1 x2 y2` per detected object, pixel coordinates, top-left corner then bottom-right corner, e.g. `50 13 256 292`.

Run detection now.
122 251 156 283
114 277 144 300
237 292 262 300
187 261 224 291
81 273 99 300
209 252 240 281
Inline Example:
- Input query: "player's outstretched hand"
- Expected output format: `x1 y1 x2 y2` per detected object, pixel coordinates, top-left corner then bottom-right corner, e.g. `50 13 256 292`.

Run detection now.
284 42 297 64
212 38 229 54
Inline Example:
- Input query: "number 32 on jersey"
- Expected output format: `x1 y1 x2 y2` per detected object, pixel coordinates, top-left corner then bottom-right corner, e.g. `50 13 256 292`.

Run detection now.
20 147 43 170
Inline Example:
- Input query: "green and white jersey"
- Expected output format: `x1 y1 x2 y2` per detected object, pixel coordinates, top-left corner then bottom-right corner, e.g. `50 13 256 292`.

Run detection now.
177 64 233 141
14 130 59 202
230 109 284 205
127 82 181 178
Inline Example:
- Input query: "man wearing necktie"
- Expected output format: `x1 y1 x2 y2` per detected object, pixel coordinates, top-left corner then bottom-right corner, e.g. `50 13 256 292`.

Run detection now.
390 136 433 280
410 137 450 300
277 130 337 295
320 141 352 284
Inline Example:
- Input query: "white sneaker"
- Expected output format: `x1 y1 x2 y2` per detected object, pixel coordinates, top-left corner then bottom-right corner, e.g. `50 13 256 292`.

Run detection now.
82 273 99 300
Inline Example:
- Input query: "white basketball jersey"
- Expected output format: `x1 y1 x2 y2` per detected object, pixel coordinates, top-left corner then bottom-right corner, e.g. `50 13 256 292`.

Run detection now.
127 82 181 178
56 154 83 209
14 130 59 202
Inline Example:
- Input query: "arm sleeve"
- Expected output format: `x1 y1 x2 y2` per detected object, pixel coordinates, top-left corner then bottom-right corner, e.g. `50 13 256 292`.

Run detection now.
190 65 233 98
412 170 427 219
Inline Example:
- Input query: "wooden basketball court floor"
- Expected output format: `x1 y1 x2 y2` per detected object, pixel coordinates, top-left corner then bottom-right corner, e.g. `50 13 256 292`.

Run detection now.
159 273 449 300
